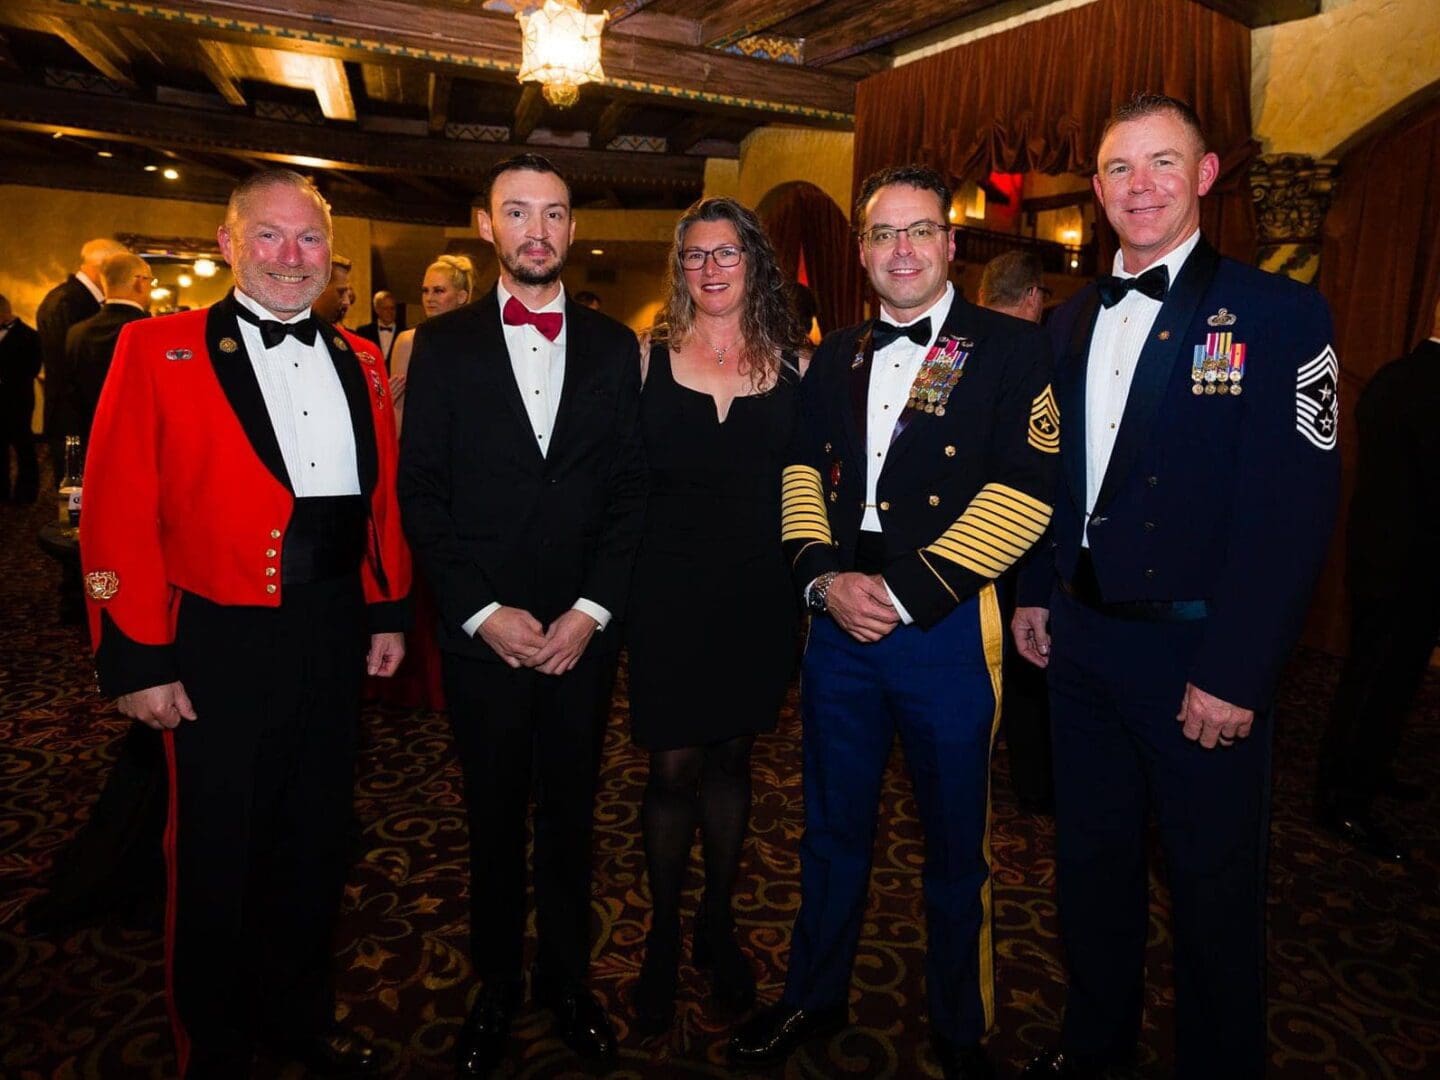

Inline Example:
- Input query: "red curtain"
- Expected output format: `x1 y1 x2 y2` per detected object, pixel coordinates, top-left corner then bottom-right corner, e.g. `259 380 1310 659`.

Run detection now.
852 0 1257 264
1305 99 1440 653
760 181 865 333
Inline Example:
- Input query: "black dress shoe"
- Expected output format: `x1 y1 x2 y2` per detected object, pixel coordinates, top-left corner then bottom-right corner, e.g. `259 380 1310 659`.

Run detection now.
456 984 517 1077
543 987 617 1066
288 1025 378 1077
931 1033 995 1079
693 906 755 1014
1317 806 1408 862
727 1001 846 1067
1021 1049 1137 1079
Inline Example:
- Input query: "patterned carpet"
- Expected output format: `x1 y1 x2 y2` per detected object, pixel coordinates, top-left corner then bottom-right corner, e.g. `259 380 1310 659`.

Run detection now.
2 468 1436 1078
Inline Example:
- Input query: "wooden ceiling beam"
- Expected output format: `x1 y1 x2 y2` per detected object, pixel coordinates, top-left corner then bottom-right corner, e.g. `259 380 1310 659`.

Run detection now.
0 32 21 74
512 84 545 144
0 82 706 192
589 101 630 150
0 0 854 121
41 16 136 88
667 114 721 154
604 0 660 24
699 1 826 48
195 40 246 107
802 0 1012 66
311 57 357 122
427 73 451 136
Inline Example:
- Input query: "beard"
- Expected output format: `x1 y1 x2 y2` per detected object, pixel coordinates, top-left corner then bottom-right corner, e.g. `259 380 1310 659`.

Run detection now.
499 243 565 287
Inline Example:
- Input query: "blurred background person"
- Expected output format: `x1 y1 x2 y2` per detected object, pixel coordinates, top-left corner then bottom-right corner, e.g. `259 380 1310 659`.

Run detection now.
357 289 402 367
977 249 1049 324
0 293 42 503
626 196 809 1035
790 281 822 345
371 253 475 714
65 251 152 454
311 254 354 327
37 238 127 472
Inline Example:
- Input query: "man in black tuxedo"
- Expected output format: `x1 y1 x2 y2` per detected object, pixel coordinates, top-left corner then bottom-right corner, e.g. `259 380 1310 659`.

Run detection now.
65 251 152 448
0 294 42 502
1316 296 1440 860
37 238 127 470
398 153 645 1077
355 290 401 366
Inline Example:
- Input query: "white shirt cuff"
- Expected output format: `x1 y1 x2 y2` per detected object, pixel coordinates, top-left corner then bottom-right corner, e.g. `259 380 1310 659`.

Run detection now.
462 602 501 637
883 579 914 626
572 598 611 630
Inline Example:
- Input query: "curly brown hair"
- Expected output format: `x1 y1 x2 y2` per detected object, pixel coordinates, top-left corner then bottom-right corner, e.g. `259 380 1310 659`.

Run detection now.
650 197 804 387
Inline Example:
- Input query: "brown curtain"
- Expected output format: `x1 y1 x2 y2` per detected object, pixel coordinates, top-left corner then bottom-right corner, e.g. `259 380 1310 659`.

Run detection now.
853 0 1256 264
1303 99 1440 653
760 181 865 333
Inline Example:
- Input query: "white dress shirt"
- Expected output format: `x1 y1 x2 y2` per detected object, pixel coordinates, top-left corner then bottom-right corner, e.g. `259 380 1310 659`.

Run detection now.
233 288 359 498
462 283 611 638
1082 229 1201 544
377 323 396 359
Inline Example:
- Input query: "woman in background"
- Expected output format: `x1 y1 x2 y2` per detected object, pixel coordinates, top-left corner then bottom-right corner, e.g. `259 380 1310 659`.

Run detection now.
627 197 809 1035
387 254 473 432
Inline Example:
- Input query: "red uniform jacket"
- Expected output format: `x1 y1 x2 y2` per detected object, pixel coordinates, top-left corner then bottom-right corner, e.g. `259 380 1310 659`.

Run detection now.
80 294 411 697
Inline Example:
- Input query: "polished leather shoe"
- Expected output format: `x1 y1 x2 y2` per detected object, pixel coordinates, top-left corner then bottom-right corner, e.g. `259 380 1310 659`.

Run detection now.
456 984 517 1077
727 1001 846 1067
931 1034 994 1079
287 1025 378 1076
1318 806 1408 862
1021 1049 1136 1079
543 987 617 1066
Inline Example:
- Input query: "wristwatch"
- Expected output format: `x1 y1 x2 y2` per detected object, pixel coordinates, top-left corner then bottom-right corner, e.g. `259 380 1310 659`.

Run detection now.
807 571 839 615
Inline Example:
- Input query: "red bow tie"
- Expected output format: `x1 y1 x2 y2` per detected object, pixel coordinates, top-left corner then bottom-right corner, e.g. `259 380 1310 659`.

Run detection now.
503 295 563 342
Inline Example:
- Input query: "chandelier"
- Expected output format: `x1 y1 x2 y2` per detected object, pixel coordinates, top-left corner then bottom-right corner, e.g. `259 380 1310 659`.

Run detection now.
516 0 608 108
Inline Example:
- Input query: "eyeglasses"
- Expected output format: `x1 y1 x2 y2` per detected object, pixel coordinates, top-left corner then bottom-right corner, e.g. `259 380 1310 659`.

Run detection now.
858 220 950 248
679 245 744 271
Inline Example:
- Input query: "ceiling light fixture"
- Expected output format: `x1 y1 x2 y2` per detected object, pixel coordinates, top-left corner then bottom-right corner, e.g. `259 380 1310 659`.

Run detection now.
162 167 180 180
144 164 158 172
589 248 604 256
192 258 217 278
516 0 607 108
96 150 114 159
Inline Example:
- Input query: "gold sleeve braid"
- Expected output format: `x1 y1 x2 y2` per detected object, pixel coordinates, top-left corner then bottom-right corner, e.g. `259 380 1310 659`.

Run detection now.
781 465 832 545
924 483 1051 579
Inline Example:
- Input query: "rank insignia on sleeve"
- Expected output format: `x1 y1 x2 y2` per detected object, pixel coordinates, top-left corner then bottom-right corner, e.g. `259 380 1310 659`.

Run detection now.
219 337 239 354
165 348 193 362
1028 385 1060 453
1207 308 1238 327
84 570 120 601
1296 344 1339 450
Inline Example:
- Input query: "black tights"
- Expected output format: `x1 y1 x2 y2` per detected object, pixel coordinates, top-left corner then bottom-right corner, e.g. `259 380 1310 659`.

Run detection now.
641 734 755 946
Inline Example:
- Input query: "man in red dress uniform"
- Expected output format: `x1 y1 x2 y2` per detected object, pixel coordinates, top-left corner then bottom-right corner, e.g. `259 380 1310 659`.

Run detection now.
80 169 410 1079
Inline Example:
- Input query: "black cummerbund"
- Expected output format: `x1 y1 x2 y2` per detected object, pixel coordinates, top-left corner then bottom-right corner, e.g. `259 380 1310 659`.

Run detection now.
282 495 367 585
855 530 886 575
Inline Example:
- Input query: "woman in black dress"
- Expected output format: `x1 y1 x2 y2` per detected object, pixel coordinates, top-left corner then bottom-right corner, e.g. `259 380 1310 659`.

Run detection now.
627 197 809 1034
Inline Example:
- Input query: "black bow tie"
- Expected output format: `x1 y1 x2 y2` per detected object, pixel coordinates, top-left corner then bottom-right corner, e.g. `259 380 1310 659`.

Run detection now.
1096 265 1170 307
234 301 319 349
872 316 931 351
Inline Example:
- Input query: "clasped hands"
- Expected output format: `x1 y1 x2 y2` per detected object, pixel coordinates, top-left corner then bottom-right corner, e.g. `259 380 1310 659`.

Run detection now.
1010 606 1254 751
478 606 597 674
825 572 900 643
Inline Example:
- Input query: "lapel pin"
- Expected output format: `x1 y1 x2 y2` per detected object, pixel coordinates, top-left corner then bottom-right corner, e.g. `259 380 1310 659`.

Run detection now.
165 348 193 361
1158 330 1171 341
333 336 348 351
219 337 239 353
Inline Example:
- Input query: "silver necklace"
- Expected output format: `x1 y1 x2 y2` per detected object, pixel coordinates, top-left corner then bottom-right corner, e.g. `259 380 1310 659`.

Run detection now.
697 329 736 366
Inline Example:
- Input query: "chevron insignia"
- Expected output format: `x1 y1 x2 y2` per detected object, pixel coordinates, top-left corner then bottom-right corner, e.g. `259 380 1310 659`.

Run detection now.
1028 385 1060 453
1296 345 1339 451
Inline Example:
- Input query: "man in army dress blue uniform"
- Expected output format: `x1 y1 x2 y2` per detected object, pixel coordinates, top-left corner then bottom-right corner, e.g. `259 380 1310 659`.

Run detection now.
1013 95 1340 1079
730 164 1058 1080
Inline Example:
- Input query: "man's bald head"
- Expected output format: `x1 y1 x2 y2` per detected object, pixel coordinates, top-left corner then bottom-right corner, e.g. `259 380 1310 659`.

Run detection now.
80 238 129 279
100 252 153 305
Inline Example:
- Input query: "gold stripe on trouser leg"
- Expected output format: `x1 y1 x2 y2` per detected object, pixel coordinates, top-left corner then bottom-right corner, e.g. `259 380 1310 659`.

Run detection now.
977 580 1004 1031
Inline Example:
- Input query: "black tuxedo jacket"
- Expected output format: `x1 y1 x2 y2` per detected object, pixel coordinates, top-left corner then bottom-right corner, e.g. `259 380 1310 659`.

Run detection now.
398 288 646 661
1346 338 1440 599
37 274 102 435
64 303 149 441
0 318 42 417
